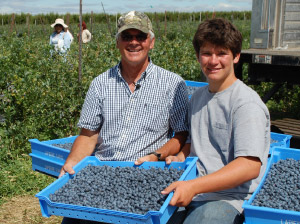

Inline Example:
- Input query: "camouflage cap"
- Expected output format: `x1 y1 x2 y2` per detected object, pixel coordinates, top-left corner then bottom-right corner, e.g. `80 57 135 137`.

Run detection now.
117 11 153 35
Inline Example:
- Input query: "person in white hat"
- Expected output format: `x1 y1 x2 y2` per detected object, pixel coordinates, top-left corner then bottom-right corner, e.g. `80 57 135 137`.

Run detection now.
50 18 73 54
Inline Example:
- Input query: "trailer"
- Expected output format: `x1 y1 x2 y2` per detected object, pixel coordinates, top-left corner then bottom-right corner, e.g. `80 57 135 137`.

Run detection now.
236 0 300 102
236 0 300 147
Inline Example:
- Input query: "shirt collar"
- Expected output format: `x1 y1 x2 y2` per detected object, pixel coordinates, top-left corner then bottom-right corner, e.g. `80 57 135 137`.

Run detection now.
117 57 153 81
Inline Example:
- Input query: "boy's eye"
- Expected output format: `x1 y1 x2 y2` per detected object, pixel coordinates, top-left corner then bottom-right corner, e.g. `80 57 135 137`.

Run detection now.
218 51 227 55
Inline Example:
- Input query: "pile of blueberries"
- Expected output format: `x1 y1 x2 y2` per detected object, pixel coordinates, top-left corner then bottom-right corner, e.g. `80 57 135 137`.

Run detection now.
252 158 300 211
50 165 185 214
52 143 73 150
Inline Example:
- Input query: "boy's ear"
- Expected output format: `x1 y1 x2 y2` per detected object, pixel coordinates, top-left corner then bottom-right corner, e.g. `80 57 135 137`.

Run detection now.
196 52 200 62
233 53 241 64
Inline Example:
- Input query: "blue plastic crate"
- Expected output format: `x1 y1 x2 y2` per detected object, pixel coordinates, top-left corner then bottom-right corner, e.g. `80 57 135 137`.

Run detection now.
29 136 78 177
270 132 292 148
30 153 65 177
185 80 208 99
36 157 198 224
243 147 300 224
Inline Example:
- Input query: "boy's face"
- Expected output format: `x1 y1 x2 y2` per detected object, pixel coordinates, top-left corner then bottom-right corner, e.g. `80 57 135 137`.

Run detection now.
198 42 240 90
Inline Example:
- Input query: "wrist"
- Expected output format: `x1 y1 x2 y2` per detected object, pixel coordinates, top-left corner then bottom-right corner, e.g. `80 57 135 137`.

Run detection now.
146 152 162 161
176 152 186 162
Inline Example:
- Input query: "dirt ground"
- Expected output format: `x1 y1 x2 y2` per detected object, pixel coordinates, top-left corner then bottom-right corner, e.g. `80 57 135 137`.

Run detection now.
0 195 62 224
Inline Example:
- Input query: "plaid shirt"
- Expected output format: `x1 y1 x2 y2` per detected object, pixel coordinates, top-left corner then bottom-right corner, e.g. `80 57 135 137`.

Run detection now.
78 60 188 161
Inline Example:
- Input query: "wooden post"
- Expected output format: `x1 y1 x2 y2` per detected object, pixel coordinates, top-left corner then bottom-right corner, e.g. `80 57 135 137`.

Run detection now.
164 10 167 37
199 12 202 23
66 13 72 35
90 11 93 36
212 11 216 19
101 2 113 37
10 13 15 33
66 13 70 26
155 12 161 39
40 17 46 34
27 13 30 36
79 0 83 83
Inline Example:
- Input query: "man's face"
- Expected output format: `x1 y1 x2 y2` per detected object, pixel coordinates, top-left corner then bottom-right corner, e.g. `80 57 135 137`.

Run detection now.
54 24 63 34
198 42 240 84
117 29 155 67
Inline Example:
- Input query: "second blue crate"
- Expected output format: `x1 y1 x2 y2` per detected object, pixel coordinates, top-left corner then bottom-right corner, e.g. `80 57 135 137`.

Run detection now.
29 136 78 177
243 147 300 224
185 80 208 99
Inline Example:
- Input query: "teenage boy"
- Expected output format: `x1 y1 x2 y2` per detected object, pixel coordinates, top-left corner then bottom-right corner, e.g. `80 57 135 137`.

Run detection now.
163 18 270 224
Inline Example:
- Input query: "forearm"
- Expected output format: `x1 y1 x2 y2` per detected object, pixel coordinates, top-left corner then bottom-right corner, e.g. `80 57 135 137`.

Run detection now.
190 156 261 194
177 143 191 160
156 131 188 160
65 129 99 165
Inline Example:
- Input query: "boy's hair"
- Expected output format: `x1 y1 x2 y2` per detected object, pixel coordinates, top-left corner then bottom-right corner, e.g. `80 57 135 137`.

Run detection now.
192 18 242 58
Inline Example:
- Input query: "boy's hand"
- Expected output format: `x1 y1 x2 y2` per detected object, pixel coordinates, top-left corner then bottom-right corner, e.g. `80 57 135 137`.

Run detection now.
161 180 196 207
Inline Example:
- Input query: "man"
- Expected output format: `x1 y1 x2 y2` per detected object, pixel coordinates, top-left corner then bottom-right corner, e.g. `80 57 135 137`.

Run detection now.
60 11 188 224
163 18 270 224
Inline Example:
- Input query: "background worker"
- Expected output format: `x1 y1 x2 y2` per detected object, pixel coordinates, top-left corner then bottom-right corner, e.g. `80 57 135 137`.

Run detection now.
78 21 92 43
49 18 73 54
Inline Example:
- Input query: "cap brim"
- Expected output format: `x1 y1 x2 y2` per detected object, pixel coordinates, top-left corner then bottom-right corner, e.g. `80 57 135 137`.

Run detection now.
117 24 149 36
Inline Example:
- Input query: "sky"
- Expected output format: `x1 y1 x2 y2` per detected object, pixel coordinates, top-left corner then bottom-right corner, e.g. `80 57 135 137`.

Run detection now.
0 0 252 15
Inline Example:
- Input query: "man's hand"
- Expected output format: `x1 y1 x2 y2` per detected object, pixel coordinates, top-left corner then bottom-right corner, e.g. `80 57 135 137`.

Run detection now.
58 162 76 178
134 154 158 165
165 155 185 164
58 128 99 178
161 180 196 207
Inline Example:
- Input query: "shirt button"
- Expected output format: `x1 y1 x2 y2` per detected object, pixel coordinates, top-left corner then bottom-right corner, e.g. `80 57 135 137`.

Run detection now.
127 117 131 121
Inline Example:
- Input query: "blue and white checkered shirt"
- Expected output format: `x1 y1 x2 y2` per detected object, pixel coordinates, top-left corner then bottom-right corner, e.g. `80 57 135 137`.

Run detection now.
78 60 189 161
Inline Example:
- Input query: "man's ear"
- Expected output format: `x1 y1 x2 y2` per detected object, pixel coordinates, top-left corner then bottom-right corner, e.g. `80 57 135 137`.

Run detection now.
233 53 240 64
149 37 155 50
